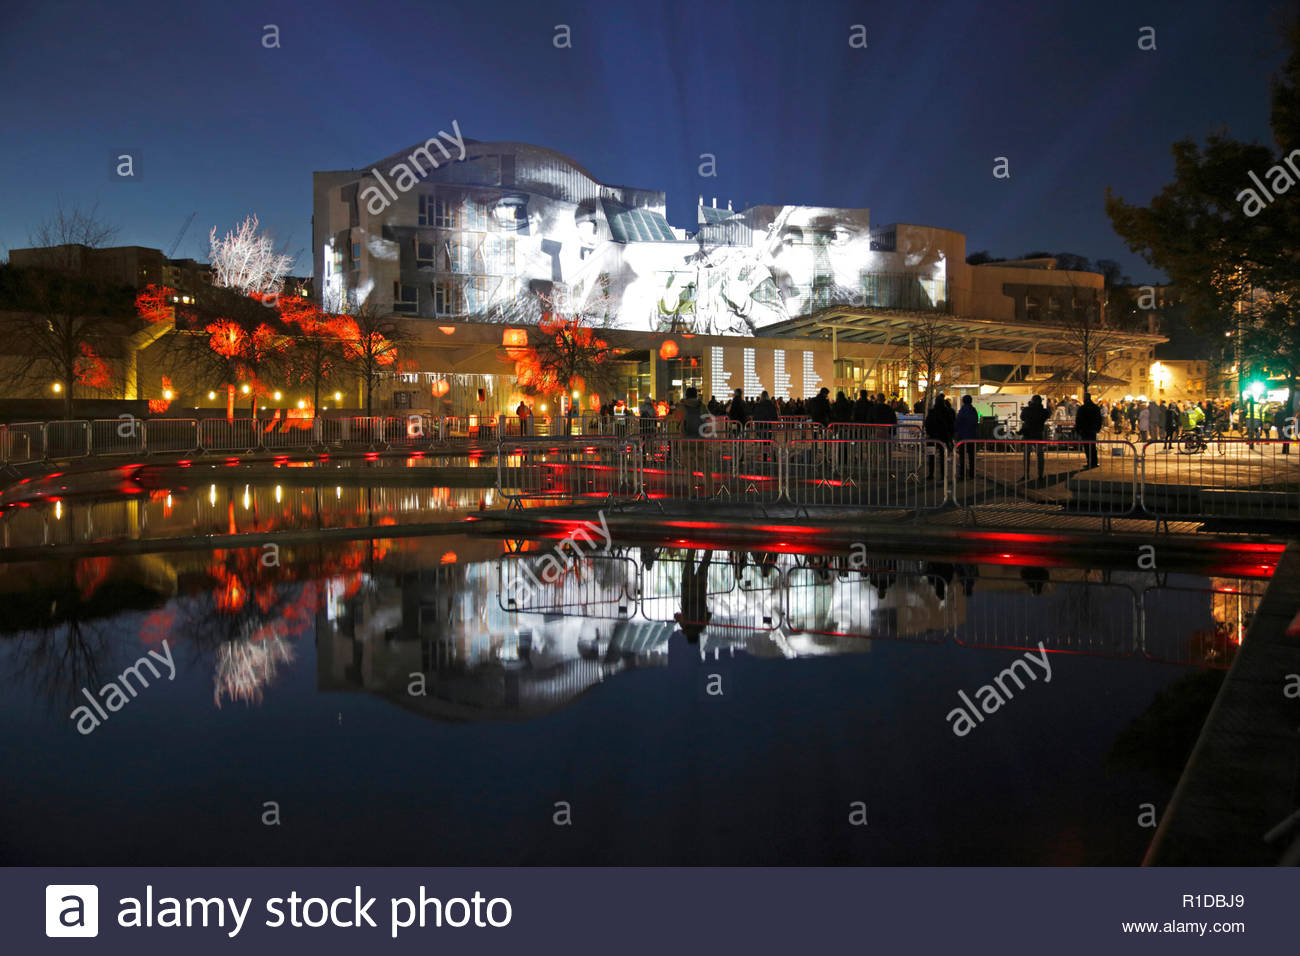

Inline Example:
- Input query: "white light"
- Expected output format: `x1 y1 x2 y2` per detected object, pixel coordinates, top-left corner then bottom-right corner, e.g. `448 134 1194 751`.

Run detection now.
333 391 342 401
209 484 217 505
51 382 62 393
275 485 282 503
297 399 306 409
208 391 217 400
241 384 251 394
55 500 62 520
273 391 282 401
163 389 174 400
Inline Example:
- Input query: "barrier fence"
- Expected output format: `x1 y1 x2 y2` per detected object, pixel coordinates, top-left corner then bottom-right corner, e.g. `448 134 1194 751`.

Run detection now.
4 417 1297 525
492 434 1300 524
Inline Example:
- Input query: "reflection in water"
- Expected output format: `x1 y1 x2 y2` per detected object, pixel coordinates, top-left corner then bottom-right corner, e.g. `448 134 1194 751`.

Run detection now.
0 535 1270 725
1 480 498 548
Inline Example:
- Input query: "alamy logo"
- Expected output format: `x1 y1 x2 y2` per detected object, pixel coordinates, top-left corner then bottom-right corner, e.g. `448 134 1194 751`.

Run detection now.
70 640 177 734
501 511 613 608
46 885 99 937
946 642 1053 736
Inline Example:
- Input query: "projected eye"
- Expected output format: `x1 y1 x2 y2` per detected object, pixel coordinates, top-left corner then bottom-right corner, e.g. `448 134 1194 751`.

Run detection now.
779 227 804 246
828 226 856 245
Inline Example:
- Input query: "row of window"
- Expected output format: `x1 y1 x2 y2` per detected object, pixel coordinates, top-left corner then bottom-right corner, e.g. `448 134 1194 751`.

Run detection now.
412 235 515 273
393 278 519 315
418 193 491 230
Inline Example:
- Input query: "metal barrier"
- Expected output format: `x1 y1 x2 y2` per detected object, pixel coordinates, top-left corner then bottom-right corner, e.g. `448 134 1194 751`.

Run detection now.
90 418 145 456
199 418 260 452
2 422 44 464
953 439 1139 517
1139 438 1300 522
259 418 318 451
44 420 90 459
638 437 782 503
143 418 200 455
496 437 641 508
784 438 944 512
497 553 638 617
826 422 923 441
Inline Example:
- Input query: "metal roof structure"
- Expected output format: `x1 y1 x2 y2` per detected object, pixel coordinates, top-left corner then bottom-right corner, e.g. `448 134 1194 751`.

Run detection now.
754 305 1167 356
601 199 677 242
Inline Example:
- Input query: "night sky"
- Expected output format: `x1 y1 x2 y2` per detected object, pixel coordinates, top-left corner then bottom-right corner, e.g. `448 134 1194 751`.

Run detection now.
0 0 1290 282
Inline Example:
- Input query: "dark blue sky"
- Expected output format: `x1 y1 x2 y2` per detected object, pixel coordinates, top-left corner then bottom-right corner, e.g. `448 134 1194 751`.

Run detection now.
0 0 1290 282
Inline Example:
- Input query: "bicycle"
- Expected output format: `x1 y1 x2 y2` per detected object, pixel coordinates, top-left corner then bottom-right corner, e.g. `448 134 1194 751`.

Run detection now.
1177 426 1222 455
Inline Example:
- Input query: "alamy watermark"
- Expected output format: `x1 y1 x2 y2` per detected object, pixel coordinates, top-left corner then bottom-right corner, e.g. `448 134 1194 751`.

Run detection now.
945 641 1052 736
70 640 176 734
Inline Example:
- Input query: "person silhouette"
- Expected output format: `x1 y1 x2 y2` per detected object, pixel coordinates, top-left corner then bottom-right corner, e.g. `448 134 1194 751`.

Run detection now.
674 548 713 644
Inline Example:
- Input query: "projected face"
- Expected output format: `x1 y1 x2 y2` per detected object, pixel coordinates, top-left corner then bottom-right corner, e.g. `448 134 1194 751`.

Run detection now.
759 207 873 315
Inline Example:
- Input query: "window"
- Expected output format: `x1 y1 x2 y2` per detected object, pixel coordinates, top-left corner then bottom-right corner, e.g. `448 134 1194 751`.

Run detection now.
466 276 488 312
472 239 486 271
434 281 460 315
393 282 417 315
444 239 462 273
330 246 344 276
506 238 515 267
350 242 360 271
467 201 487 231
435 197 455 228
418 194 437 226
415 238 434 268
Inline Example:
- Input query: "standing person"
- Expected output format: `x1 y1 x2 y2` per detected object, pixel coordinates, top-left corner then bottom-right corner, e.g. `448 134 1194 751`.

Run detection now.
955 395 979 479
1164 401 1180 451
832 390 854 423
727 388 749 436
516 399 532 437
808 387 832 426
1020 395 1050 480
639 395 657 438
852 389 873 423
1138 401 1151 443
672 386 713 497
1153 400 1166 444
752 389 778 443
1125 401 1139 436
1075 392 1103 468
1111 403 1124 435
924 392 955 481
1275 404 1292 454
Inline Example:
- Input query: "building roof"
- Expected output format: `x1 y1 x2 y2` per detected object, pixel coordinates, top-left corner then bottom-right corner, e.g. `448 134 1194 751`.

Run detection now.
698 205 737 224
601 199 678 242
756 305 1167 355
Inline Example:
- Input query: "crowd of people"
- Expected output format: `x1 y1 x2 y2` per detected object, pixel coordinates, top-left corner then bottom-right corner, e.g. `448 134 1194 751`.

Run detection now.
515 387 1297 459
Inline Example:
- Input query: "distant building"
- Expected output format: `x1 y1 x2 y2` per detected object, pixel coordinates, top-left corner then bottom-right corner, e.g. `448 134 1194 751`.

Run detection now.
9 243 210 293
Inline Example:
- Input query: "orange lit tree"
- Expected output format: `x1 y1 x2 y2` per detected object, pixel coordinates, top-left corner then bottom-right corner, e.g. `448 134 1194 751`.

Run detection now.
510 310 614 410
138 283 291 417
334 302 407 415
277 295 348 410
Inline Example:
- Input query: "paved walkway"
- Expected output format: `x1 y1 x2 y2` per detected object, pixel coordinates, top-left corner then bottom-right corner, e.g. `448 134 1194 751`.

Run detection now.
1145 540 1300 864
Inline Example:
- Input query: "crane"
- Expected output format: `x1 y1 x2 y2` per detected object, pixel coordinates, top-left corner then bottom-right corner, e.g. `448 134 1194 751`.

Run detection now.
167 211 197 258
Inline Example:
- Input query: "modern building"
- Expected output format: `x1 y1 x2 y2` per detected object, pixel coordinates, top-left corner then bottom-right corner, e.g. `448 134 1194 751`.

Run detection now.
311 138 1166 415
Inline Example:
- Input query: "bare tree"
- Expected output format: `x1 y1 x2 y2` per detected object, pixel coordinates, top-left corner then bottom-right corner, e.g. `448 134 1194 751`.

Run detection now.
908 312 966 410
1053 275 1136 395
6 202 131 417
208 215 295 297
335 301 410 415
